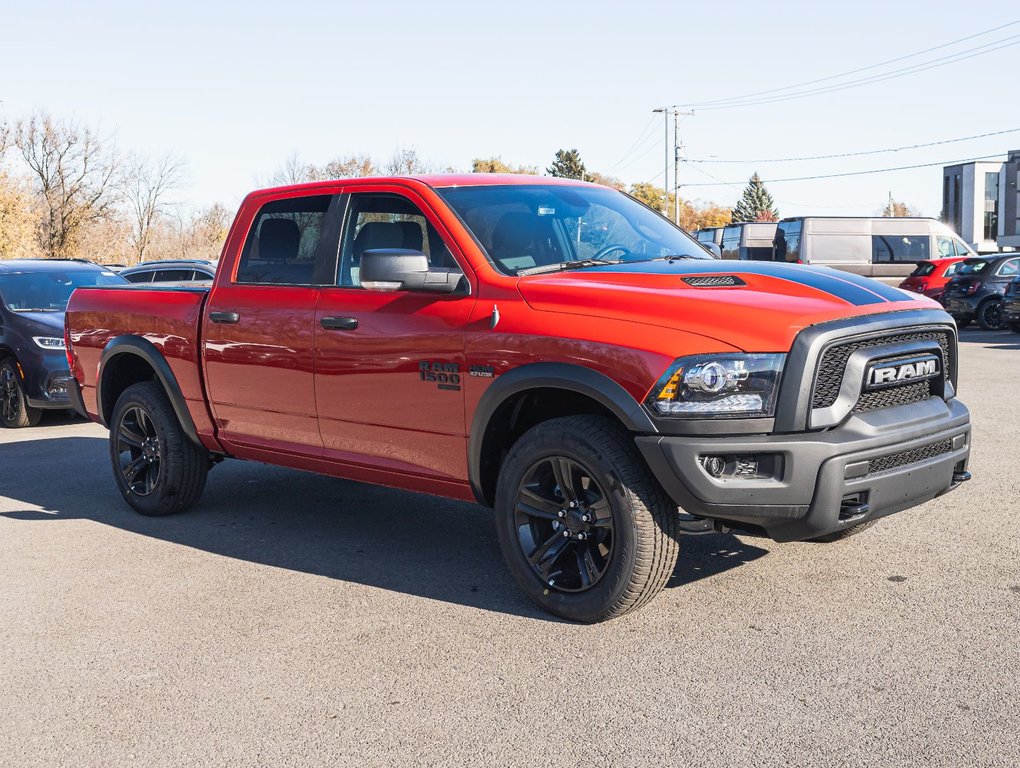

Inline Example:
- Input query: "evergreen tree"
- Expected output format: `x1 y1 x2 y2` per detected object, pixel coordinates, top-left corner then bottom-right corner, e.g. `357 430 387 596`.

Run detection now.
731 173 779 222
547 148 587 180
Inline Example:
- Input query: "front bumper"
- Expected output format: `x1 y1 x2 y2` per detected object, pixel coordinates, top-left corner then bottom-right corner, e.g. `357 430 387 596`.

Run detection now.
636 397 971 542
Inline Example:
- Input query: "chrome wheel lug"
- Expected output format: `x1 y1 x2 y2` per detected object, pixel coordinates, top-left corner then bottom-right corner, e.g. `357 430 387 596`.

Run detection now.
569 501 577 508
581 514 591 523
577 532 587 541
557 510 566 518
562 530 571 538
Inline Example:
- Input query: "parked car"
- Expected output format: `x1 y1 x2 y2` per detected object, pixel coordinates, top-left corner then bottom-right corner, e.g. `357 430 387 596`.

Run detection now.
773 217 976 286
720 222 776 260
65 174 971 622
119 260 215 283
898 257 969 301
0 259 126 428
999 275 1020 332
941 254 1020 330
693 226 724 256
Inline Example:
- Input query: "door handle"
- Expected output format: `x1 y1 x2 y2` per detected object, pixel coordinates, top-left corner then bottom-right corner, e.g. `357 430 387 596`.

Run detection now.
320 316 359 331
209 311 240 324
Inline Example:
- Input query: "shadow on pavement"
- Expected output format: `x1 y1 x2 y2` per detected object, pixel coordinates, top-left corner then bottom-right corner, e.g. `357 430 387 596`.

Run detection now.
957 328 1020 350
0 434 768 620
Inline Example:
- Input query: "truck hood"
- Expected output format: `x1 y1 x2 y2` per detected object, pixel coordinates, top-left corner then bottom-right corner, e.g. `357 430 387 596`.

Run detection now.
517 260 939 352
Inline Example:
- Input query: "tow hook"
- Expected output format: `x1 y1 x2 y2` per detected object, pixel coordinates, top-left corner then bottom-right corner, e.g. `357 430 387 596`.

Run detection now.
951 469 972 488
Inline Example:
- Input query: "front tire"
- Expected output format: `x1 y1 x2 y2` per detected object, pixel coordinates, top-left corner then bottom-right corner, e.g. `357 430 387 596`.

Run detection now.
1 360 41 428
109 382 209 516
977 300 1004 331
494 415 680 623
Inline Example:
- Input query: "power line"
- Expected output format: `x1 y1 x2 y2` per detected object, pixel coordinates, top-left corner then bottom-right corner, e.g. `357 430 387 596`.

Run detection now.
686 127 1020 164
605 115 659 172
678 154 1006 187
683 19 1019 108
683 163 875 210
683 33 1020 110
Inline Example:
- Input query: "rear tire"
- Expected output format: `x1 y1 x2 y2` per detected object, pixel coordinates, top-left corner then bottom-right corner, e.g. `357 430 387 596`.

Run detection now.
809 520 875 543
977 300 1004 331
109 382 209 516
494 415 680 623
1 360 42 429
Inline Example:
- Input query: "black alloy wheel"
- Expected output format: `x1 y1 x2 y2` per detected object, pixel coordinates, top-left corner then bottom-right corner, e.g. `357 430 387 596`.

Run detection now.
0 361 41 428
514 456 614 593
115 405 162 496
978 300 1004 331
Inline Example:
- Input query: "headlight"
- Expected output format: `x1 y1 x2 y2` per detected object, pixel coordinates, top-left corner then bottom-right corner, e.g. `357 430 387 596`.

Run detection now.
646 354 785 418
33 336 66 350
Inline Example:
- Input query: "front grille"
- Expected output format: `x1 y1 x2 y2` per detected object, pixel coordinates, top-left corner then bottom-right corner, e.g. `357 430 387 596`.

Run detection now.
867 439 953 476
813 330 951 409
853 381 933 413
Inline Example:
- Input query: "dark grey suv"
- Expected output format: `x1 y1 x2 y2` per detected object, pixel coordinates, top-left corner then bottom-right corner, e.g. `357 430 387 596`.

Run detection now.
118 259 215 283
941 254 1020 330
0 259 126 427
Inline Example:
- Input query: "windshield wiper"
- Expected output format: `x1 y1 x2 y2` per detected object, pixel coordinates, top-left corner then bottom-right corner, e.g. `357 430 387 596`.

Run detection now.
517 258 625 276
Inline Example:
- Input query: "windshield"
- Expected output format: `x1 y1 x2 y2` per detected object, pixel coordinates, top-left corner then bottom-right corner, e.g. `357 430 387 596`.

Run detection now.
0 269 126 312
437 184 710 275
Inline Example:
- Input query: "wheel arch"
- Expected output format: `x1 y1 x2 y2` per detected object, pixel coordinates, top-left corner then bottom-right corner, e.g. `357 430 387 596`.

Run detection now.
97 336 202 447
468 363 656 506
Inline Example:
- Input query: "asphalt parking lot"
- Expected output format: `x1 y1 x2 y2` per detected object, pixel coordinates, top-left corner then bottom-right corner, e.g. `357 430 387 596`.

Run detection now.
1 329 1017 768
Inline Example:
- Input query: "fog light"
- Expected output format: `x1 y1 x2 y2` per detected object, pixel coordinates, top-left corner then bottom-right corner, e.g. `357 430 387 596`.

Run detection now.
702 456 725 477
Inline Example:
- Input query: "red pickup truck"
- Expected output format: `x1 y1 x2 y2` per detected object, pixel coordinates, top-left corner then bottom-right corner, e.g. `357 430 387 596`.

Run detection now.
65 175 972 622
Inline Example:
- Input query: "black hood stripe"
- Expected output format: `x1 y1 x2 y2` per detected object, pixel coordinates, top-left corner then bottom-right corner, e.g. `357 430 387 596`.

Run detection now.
596 260 912 306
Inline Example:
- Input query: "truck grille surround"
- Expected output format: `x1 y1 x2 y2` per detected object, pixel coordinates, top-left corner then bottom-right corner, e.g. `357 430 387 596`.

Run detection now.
812 330 952 410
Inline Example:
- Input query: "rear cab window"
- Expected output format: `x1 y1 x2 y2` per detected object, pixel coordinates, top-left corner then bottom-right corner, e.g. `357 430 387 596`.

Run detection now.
872 235 930 263
235 195 336 285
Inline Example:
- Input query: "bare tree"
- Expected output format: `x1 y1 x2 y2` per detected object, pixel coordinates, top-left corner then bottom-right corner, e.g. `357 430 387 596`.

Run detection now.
386 147 433 175
322 153 377 179
123 153 184 263
14 112 119 258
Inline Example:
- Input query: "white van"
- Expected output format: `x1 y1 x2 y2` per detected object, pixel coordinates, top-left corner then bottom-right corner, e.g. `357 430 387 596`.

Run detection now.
773 217 977 284
720 222 778 261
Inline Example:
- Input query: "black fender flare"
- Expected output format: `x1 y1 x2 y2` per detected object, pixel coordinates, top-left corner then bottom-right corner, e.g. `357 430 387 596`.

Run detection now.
97 335 202 447
467 362 657 504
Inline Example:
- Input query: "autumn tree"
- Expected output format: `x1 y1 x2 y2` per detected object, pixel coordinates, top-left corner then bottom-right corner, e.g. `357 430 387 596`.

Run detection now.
547 149 586 180
123 153 184 263
732 173 778 223
586 171 625 190
386 147 434 175
681 200 732 231
471 157 538 174
14 113 119 258
883 198 917 217
0 174 41 259
322 154 377 179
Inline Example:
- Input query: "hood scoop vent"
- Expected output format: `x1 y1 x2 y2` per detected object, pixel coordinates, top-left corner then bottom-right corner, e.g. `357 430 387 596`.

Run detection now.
682 275 746 288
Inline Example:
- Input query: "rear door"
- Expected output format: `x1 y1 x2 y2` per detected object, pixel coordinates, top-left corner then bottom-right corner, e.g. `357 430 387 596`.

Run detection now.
313 187 477 483
203 192 342 455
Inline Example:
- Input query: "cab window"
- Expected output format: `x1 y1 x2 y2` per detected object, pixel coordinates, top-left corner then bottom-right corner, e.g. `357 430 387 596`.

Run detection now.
872 235 930 263
337 193 457 288
998 258 1020 277
236 195 334 285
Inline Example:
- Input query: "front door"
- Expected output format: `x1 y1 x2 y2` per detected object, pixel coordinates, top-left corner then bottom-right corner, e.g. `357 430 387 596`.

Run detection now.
313 189 476 483
204 192 340 455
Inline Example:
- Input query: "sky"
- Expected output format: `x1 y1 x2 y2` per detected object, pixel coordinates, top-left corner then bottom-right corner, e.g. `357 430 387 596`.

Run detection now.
2 0 1018 220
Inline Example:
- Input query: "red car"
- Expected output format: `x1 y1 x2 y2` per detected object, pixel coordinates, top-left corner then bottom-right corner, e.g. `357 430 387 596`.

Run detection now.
65 175 972 622
899 257 969 301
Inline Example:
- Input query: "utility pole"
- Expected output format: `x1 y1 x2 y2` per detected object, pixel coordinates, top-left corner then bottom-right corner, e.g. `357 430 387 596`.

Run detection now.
653 107 669 215
673 108 694 227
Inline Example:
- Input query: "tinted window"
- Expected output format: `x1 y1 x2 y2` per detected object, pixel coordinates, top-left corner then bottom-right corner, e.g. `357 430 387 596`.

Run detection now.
911 262 936 277
153 269 194 282
952 238 972 257
123 270 154 283
338 193 457 288
959 260 990 275
998 259 1019 277
0 270 126 311
774 221 801 263
942 262 961 277
872 235 930 263
236 195 333 285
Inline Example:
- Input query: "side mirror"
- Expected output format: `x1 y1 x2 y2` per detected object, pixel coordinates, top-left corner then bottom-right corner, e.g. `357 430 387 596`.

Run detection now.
705 243 722 258
360 249 464 294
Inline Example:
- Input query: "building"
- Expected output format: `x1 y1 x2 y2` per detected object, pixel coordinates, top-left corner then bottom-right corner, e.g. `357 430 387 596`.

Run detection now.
942 151 1020 252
